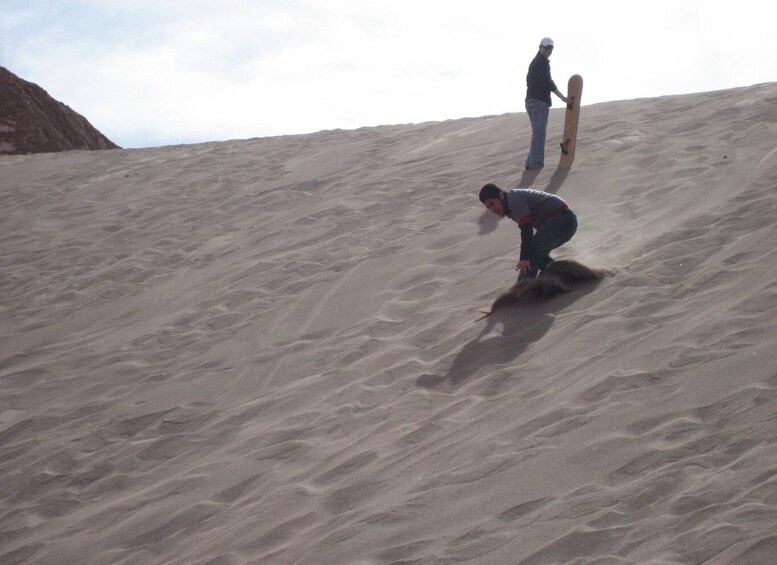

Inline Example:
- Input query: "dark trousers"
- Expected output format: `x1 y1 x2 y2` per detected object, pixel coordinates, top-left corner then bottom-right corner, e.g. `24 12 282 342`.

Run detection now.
519 210 578 279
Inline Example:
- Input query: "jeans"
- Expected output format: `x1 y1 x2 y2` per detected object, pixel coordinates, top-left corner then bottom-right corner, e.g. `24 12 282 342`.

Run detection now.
518 210 578 279
525 98 550 169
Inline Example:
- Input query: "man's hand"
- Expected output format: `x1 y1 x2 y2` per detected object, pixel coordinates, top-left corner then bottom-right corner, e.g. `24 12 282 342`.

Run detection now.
553 89 571 107
516 260 531 274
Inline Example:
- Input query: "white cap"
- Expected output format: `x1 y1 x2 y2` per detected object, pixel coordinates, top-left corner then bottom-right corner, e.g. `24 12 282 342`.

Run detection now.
540 37 554 47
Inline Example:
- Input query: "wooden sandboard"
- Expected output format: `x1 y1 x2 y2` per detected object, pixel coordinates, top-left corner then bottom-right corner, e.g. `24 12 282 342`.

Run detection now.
558 74 583 168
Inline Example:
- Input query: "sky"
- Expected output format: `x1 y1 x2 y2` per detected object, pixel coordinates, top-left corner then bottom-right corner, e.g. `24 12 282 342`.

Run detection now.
2 0 776 149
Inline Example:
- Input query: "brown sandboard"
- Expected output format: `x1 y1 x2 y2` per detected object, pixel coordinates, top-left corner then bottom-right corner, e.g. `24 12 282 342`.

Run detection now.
558 74 583 168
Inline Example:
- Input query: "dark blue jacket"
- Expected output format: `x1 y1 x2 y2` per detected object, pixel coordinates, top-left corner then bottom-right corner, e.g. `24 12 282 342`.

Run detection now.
525 51 557 106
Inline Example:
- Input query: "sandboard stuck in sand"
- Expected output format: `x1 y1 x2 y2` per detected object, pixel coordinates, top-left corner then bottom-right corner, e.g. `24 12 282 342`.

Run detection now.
559 74 583 169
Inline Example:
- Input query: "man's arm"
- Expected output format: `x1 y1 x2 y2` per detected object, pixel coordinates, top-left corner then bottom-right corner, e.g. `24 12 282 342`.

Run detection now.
516 222 533 273
552 88 570 105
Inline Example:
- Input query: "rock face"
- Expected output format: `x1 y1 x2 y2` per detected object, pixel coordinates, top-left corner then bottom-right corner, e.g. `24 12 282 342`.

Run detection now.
0 66 120 154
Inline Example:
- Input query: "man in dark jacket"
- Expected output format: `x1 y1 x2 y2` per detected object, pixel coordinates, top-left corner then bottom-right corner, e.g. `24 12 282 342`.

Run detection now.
524 37 569 170
479 183 577 279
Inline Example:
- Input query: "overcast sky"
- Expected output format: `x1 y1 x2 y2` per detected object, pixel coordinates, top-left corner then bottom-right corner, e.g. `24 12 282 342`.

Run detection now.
2 0 776 149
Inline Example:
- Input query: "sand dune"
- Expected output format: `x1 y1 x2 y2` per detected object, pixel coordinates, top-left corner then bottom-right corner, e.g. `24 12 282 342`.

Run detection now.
2 82 777 564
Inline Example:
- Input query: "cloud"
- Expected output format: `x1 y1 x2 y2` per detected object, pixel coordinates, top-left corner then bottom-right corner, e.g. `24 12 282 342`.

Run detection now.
3 0 777 148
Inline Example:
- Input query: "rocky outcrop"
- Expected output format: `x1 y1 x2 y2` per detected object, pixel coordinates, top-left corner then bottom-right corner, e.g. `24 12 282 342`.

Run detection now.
0 66 120 154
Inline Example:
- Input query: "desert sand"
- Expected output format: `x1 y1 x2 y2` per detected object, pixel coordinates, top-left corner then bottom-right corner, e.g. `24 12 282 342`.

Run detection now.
2 82 777 564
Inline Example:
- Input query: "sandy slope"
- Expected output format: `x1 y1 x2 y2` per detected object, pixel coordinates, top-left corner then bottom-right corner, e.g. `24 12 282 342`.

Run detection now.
2 82 777 565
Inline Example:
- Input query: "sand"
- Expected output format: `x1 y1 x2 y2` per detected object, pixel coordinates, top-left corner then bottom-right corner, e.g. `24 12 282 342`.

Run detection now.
2 82 777 564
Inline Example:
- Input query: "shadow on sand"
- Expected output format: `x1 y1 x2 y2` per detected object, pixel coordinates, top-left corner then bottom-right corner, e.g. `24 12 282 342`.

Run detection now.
416 260 610 390
415 285 599 390
544 167 570 194
477 208 501 235
516 167 542 188
516 166 571 193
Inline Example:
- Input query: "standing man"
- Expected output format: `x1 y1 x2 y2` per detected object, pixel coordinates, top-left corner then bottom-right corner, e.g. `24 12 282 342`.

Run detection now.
479 183 577 279
525 37 569 170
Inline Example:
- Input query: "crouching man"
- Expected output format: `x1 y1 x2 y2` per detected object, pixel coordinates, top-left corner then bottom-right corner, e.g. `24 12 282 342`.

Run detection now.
479 183 577 279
